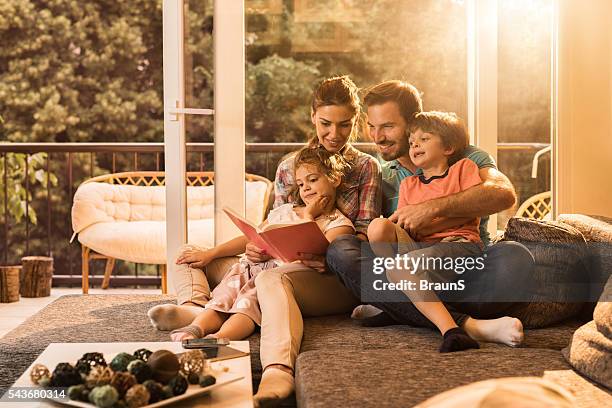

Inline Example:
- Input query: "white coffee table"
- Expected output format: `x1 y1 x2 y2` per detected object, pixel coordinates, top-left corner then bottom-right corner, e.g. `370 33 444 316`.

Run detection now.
1 341 253 408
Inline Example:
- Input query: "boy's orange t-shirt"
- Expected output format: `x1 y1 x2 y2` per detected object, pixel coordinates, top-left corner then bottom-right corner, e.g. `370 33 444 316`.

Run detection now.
398 158 482 243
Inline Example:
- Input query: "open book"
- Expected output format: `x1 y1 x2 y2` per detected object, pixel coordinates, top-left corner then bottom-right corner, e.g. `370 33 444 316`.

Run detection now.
223 207 329 263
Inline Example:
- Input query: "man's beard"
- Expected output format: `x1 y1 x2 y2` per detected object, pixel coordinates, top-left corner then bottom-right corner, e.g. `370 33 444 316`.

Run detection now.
378 141 409 161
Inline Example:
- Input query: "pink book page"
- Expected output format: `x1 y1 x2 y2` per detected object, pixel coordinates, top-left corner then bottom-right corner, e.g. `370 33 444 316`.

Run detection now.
223 209 281 259
223 208 328 263
259 222 328 263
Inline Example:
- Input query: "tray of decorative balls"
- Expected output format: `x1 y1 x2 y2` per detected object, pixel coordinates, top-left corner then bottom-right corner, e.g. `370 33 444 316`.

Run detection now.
27 347 244 407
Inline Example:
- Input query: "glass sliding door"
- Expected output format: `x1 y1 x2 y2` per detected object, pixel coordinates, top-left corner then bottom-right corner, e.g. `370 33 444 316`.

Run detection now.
163 0 245 293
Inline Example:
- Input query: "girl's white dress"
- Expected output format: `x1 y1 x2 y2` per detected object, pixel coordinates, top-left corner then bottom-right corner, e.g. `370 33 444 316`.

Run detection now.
204 203 354 324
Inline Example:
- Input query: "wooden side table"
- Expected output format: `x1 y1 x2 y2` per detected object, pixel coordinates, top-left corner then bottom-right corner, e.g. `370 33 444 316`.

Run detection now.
0 265 21 303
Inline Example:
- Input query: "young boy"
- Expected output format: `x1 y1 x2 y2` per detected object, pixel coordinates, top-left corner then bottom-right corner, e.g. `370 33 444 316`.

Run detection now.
367 111 523 352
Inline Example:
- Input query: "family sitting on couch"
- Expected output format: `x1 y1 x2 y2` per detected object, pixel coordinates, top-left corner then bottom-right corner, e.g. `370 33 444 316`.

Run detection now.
147 77 576 406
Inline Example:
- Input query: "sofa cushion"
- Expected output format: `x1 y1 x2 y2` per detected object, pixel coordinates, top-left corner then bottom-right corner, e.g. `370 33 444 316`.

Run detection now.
562 321 612 389
295 348 572 408
594 278 612 338
299 315 580 353
563 275 612 389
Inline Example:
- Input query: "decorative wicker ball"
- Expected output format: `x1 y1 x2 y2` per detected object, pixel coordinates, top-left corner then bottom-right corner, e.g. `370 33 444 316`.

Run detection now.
50 362 83 387
110 352 136 372
125 384 150 408
30 363 50 385
38 376 51 387
178 350 207 377
161 385 174 400
68 384 86 401
76 352 107 375
146 350 179 384
110 371 137 397
86 366 115 388
133 348 153 363
113 400 127 408
88 385 119 408
199 374 216 388
127 359 153 383
168 374 188 396
187 371 199 385
142 380 165 403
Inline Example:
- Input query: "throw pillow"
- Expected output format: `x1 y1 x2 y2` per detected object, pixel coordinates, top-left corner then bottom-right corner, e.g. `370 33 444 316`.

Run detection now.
563 274 612 389
562 320 612 389
501 217 588 327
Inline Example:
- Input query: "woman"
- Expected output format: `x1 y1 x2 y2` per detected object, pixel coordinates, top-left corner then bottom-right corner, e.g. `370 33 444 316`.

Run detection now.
148 76 381 405
250 76 382 406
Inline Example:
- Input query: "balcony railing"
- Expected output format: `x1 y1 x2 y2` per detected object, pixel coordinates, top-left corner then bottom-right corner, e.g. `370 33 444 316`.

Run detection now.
0 141 548 289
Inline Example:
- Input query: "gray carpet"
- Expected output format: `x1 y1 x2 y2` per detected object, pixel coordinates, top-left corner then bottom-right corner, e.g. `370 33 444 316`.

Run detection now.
0 295 173 394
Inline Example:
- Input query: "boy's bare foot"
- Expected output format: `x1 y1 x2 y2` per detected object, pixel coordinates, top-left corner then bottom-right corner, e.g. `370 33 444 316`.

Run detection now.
147 303 205 331
463 316 524 347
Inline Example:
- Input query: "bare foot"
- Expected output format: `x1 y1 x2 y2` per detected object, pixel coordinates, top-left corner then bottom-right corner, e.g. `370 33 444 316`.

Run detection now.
463 316 524 347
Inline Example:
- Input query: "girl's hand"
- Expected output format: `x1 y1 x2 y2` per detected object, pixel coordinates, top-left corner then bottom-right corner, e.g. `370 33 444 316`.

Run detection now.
175 245 216 269
303 195 330 220
245 242 272 263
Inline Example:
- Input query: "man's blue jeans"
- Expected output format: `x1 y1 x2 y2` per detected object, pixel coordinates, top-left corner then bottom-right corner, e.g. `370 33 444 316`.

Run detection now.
326 235 540 329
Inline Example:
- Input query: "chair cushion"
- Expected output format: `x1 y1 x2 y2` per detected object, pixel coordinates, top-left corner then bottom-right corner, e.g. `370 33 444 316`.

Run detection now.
73 179 270 263
72 180 269 233
78 219 218 264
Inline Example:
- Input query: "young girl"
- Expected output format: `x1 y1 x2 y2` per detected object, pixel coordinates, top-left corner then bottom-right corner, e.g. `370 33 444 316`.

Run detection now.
367 111 523 352
170 146 355 341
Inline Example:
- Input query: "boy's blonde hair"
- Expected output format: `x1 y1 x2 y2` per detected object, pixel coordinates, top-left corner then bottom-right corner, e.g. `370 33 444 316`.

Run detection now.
290 145 351 205
410 111 468 165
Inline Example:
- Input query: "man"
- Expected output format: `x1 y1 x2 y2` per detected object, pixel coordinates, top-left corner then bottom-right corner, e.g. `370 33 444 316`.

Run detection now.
326 80 536 339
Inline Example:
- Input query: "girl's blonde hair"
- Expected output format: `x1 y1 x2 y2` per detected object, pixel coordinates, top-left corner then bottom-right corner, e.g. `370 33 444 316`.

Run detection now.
290 145 351 206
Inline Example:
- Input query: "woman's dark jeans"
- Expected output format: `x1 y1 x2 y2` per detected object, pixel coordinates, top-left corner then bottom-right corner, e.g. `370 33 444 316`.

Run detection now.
326 234 553 329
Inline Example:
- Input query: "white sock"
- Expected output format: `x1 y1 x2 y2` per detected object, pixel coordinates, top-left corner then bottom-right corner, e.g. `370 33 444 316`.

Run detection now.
253 368 295 407
351 304 383 320
147 304 205 331
464 316 524 347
